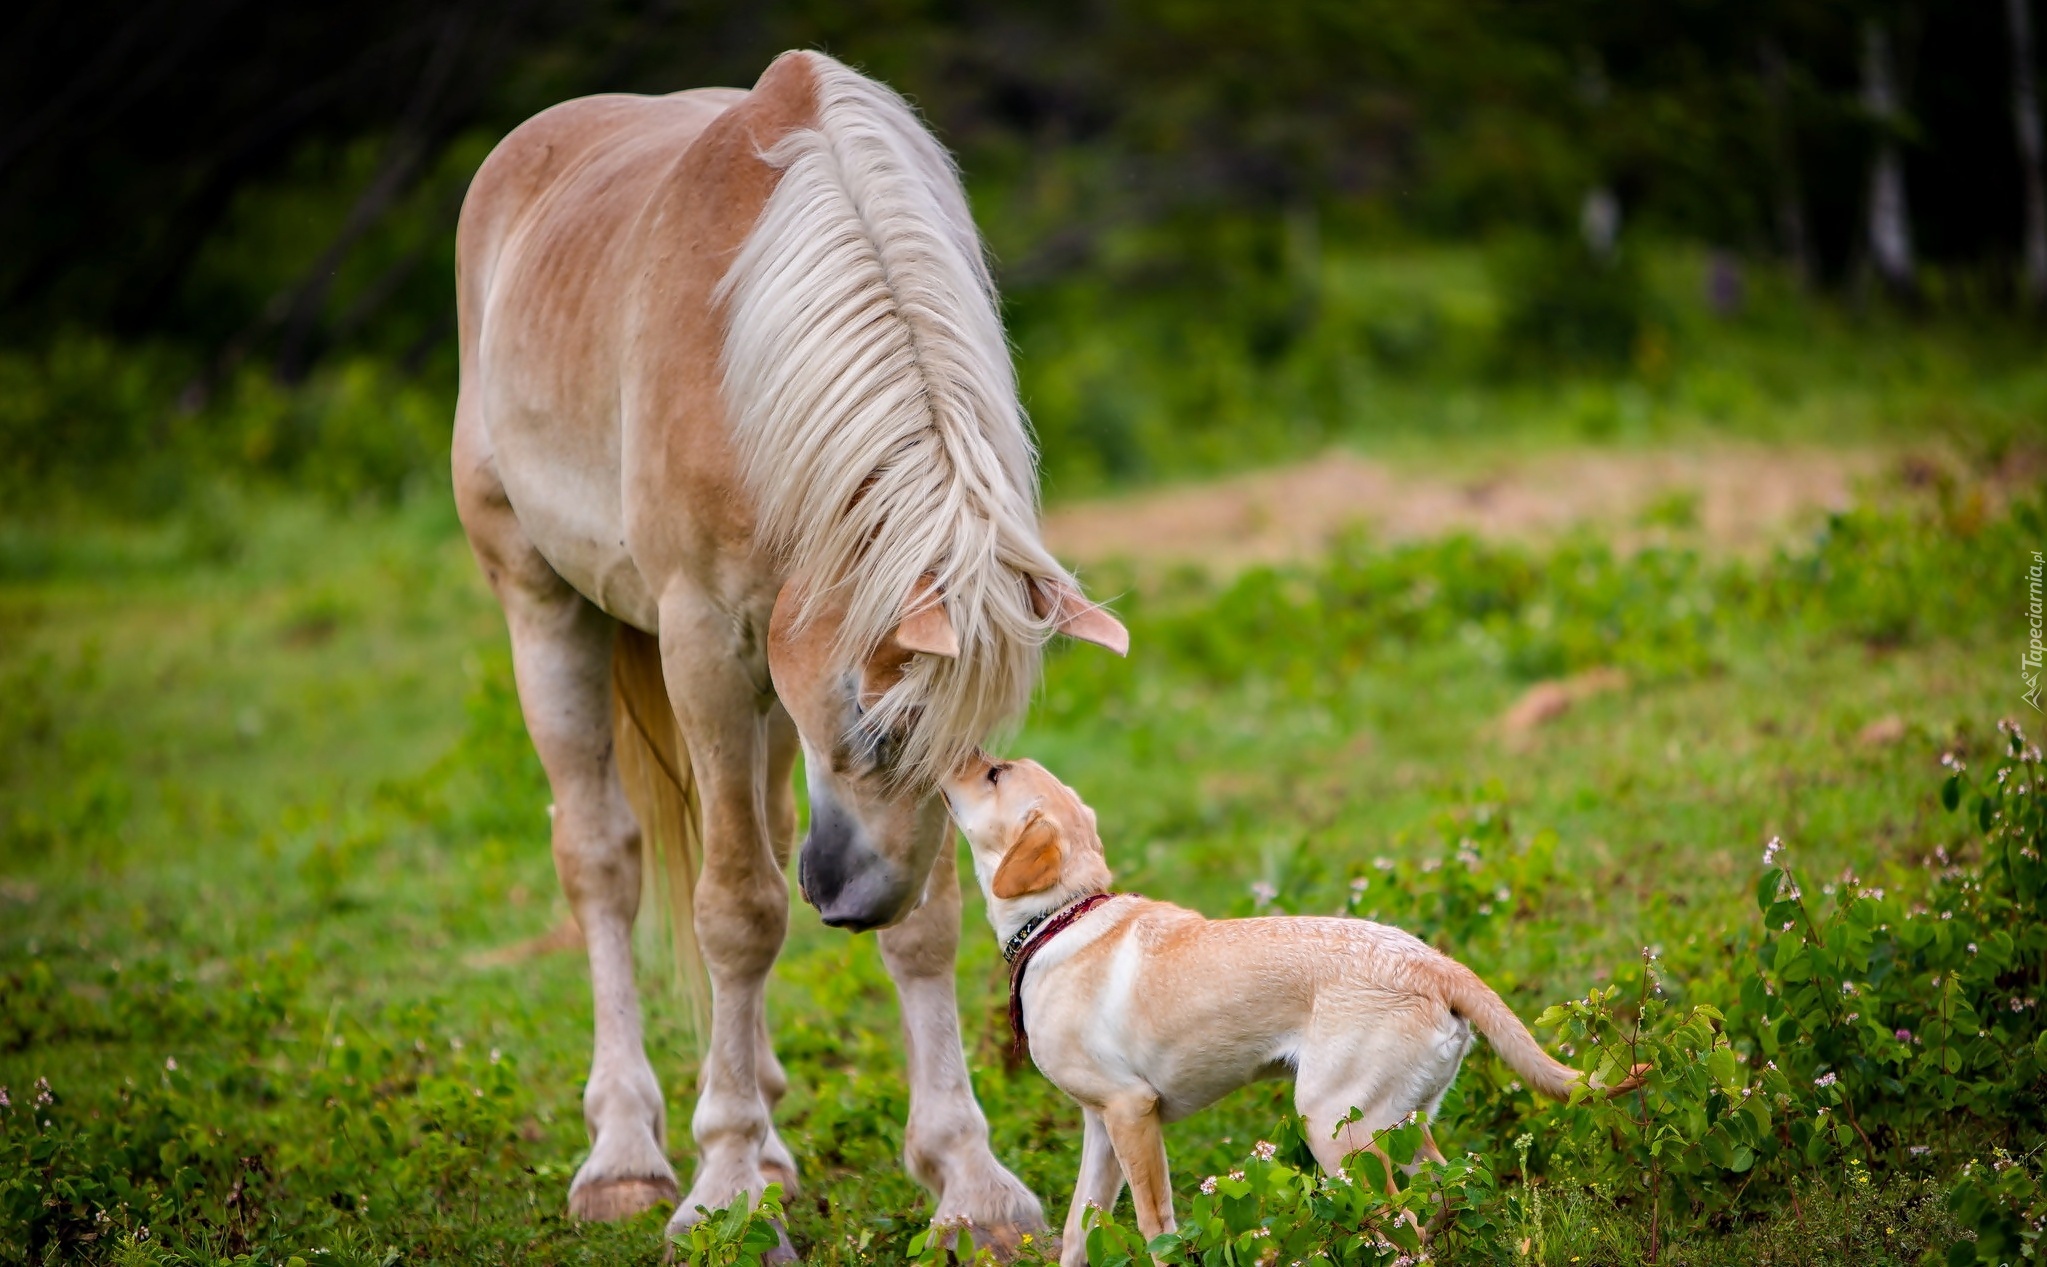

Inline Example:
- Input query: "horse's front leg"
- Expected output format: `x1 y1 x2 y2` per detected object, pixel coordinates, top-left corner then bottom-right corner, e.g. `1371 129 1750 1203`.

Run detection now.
657 604 792 1245
879 846 1048 1253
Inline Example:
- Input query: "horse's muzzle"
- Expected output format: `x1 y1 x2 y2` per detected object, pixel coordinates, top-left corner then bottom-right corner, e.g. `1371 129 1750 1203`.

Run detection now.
797 788 914 931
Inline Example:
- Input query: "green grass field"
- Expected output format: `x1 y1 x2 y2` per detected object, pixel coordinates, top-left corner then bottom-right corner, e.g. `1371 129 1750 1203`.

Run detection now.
3 256 2045 1265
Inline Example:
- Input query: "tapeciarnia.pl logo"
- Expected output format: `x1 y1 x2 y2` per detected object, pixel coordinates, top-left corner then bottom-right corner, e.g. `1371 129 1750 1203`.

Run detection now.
2027 549 2044 711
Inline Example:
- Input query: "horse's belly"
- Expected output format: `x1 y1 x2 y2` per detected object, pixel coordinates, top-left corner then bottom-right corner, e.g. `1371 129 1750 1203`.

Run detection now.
491 409 657 631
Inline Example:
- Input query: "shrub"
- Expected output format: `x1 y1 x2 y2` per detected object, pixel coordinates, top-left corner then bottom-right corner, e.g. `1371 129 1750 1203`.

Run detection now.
1492 232 1655 374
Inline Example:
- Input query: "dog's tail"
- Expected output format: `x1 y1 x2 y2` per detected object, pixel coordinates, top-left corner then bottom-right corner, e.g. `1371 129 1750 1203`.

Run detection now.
1442 963 1646 1101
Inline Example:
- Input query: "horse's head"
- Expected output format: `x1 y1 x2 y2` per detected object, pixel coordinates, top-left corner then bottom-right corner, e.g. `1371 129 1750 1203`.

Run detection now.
768 573 1126 931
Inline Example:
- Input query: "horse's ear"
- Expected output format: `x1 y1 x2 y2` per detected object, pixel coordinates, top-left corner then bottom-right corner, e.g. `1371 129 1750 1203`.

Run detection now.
991 813 1065 899
1031 578 1129 657
896 572 959 657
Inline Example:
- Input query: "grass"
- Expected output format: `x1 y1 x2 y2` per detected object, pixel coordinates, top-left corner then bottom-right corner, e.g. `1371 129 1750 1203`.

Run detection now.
2 466 2039 1264
2 249 2044 1264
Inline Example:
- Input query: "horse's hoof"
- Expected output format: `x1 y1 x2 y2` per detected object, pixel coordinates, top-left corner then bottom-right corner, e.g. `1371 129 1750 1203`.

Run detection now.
568 1174 679 1221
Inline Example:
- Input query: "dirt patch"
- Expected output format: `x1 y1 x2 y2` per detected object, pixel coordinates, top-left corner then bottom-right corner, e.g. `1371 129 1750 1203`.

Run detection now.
1499 667 1630 744
1044 443 1896 573
466 916 582 968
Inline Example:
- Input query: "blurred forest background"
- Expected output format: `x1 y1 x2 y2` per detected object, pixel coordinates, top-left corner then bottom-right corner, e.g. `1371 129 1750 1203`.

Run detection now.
4 0 2047 512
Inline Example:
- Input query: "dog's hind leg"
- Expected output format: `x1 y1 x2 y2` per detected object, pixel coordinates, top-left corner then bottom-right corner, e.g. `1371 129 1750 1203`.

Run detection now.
1100 1091 1175 1241
1296 1052 1413 1186
1059 1108 1126 1267
1418 1125 1448 1165
1301 1061 1450 1243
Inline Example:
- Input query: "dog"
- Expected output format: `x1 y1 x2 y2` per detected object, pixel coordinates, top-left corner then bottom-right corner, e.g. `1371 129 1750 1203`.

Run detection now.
942 754 1643 1260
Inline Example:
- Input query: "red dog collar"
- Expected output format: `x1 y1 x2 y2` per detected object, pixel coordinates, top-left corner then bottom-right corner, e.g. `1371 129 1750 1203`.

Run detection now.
1007 892 1119 1066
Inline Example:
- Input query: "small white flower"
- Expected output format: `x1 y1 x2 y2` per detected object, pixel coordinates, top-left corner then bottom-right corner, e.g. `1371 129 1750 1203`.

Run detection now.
1252 1140 1277 1161
1250 881 1278 905
1815 1072 1837 1088
1762 837 1783 866
164 1057 177 1072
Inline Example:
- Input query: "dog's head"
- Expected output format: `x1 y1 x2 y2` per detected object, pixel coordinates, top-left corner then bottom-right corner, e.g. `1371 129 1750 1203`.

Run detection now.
942 754 1112 911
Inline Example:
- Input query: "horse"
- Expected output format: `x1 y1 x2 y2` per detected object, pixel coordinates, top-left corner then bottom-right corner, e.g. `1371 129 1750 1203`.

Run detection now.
450 49 1128 1251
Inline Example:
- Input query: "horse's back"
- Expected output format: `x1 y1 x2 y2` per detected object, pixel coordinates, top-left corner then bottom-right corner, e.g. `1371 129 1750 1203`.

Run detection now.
456 87 748 628
458 89 745 315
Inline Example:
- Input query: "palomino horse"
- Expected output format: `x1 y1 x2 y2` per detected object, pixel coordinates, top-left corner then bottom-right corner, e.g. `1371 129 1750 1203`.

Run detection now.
451 49 1127 1249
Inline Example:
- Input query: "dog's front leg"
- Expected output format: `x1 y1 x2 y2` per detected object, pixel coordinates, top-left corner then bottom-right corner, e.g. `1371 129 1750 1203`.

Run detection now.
1061 1107 1126 1266
1101 1092 1175 1241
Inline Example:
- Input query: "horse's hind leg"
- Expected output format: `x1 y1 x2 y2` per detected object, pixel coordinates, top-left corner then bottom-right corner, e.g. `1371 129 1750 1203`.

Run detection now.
455 427 676 1221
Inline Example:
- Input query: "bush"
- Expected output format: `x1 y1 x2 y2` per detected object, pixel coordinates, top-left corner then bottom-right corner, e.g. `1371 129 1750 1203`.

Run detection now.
1492 232 1656 374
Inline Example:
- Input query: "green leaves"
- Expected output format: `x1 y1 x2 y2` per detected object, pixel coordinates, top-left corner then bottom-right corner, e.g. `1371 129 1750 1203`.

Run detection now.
1064 1121 1502 1267
673 1185 789 1267
1945 1150 2046 1266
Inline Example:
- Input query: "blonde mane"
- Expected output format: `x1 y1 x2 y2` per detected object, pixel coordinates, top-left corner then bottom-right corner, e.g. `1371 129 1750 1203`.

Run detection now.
715 51 1072 786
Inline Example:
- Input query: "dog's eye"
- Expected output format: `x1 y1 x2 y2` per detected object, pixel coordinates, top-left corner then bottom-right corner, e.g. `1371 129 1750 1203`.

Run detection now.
987 763 1005 785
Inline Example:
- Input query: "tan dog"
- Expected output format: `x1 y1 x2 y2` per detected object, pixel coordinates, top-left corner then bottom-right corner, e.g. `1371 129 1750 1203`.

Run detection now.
943 755 1642 1260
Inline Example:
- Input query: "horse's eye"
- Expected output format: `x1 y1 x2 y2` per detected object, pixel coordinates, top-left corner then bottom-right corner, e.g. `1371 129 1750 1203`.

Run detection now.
868 729 898 770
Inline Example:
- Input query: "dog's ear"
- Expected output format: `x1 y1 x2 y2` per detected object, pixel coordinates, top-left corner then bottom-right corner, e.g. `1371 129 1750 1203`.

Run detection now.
991 813 1064 899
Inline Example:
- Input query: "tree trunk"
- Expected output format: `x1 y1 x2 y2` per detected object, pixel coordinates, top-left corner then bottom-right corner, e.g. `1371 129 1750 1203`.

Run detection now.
1761 39 1813 287
2010 0 2047 306
1862 20 1917 298
273 8 470 383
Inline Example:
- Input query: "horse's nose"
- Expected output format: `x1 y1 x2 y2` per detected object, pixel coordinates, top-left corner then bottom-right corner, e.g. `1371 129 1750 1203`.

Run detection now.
797 789 913 931
801 846 911 931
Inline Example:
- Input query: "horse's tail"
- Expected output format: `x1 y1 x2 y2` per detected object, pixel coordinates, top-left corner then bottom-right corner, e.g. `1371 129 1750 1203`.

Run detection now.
610 625 708 1048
